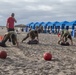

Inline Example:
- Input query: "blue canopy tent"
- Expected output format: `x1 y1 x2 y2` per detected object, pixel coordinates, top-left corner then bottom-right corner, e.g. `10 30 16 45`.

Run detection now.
56 21 69 29
46 22 52 27
34 22 46 28
65 21 76 30
51 21 59 33
39 22 45 26
34 22 40 29
38 22 52 33
24 22 34 32
55 21 69 33
40 22 47 27
28 22 33 27
61 21 69 29
46 22 53 33
39 22 45 27
65 20 76 37
65 20 76 29
54 22 61 33
36 22 46 33
29 22 35 29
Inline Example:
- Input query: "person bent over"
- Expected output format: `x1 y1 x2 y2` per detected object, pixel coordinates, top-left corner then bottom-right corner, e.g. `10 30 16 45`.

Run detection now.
0 31 19 47
21 30 39 44
58 29 73 45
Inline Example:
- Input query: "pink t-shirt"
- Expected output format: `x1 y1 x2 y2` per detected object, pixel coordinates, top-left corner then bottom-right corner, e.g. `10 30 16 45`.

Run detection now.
7 17 16 29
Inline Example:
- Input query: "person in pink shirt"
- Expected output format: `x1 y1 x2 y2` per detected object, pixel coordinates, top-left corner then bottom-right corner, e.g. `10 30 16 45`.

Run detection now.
6 13 17 31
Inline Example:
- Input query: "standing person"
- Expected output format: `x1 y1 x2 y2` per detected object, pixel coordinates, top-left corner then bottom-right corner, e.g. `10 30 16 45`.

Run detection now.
6 13 17 41
6 13 17 31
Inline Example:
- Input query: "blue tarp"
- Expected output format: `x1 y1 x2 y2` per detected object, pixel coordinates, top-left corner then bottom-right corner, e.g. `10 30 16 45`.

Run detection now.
65 20 76 26
51 21 59 28
53 21 59 25
55 21 69 28
40 22 52 28
26 20 76 30
48 21 59 28
46 22 52 27
29 22 35 29
39 22 46 27
34 22 40 27
34 22 46 27
65 21 76 29
34 22 40 29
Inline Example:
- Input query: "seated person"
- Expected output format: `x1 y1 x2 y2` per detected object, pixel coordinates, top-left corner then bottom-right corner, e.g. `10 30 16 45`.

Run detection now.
58 29 73 45
0 31 19 47
21 30 39 44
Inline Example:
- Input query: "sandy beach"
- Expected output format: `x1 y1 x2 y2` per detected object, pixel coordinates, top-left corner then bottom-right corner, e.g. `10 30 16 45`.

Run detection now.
0 27 76 75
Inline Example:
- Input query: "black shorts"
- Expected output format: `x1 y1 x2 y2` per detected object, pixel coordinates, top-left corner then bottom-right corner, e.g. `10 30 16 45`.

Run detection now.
7 28 14 32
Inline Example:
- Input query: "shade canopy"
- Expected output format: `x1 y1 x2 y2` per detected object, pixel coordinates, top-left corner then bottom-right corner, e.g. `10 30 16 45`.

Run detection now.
65 20 76 26
29 22 35 29
46 22 52 27
26 22 34 27
26 20 76 30
34 22 40 27
55 21 69 27
39 22 46 27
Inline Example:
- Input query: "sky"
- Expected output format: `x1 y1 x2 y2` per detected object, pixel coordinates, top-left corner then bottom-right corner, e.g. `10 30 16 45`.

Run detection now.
0 0 76 26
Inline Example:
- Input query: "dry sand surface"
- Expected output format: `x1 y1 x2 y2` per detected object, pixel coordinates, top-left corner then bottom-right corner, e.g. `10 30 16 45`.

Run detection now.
0 27 76 75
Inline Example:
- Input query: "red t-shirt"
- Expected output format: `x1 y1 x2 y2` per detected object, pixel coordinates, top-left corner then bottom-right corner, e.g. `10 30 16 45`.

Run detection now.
7 17 16 29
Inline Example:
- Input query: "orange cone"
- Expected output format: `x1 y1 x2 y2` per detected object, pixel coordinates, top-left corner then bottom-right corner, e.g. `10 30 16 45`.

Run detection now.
0 36 4 41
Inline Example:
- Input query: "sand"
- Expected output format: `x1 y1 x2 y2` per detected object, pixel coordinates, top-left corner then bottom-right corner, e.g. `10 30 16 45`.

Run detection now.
0 27 76 75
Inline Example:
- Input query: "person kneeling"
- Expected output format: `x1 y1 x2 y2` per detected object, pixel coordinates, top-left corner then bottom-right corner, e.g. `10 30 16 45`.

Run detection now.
58 29 73 45
22 30 39 44
0 31 19 47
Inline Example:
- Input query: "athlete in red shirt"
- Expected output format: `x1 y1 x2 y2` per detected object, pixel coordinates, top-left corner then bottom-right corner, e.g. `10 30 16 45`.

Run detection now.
6 13 17 31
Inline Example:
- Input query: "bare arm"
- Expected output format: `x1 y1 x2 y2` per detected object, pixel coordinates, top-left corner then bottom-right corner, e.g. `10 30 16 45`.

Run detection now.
21 33 29 42
14 18 17 23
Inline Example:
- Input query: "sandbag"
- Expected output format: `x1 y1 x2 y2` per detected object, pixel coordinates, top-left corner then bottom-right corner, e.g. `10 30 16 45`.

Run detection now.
27 40 39 44
60 42 70 46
